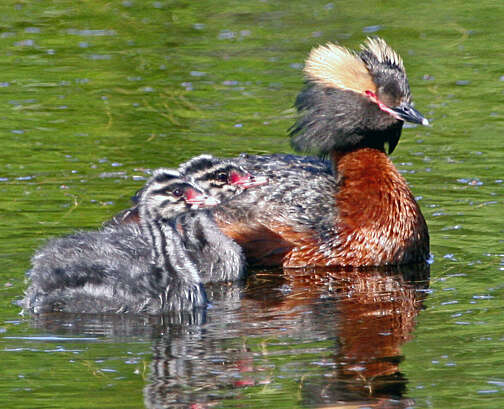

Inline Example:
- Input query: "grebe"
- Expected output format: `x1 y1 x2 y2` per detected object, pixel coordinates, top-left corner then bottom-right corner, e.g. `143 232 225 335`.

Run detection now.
24 169 218 314
213 37 429 268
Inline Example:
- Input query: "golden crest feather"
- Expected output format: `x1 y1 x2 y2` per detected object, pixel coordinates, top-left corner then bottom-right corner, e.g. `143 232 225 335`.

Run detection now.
304 42 376 94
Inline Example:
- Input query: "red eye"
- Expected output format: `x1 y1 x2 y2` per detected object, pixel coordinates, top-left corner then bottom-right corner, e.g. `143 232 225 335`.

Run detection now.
217 172 228 183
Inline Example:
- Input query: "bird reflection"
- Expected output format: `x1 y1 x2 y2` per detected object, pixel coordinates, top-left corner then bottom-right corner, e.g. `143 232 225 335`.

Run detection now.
26 264 429 408
143 263 429 408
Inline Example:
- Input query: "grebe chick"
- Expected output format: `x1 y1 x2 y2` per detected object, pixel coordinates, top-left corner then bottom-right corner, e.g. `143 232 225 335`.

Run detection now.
178 154 268 201
174 155 269 282
172 155 269 282
23 169 216 314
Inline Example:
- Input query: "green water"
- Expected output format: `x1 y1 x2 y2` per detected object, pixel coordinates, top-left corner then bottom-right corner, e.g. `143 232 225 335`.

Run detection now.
1 0 503 408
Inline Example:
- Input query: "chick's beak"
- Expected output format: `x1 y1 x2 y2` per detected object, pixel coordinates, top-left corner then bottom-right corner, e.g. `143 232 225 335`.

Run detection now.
230 172 269 189
391 103 429 126
185 189 220 208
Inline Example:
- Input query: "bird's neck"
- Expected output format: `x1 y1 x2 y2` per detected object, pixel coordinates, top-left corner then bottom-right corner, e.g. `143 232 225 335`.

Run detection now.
143 218 202 285
141 218 169 270
327 147 428 265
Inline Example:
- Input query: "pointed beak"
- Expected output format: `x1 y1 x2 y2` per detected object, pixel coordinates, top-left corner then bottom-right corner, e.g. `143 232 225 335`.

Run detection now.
185 189 220 208
241 175 269 189
230 173 269 189
199 195 220 207
391 103 429 126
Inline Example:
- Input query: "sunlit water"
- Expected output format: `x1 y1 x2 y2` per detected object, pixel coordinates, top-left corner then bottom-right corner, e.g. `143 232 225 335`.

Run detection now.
1 1 503 408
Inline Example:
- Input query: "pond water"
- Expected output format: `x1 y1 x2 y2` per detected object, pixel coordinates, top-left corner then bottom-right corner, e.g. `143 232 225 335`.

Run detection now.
1 0 503 408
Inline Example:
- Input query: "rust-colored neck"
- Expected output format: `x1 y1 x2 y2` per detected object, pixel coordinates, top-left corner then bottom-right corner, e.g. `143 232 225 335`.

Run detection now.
327 148 428 266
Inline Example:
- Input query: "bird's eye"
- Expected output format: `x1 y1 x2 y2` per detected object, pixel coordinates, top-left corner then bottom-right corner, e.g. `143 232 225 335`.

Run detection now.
172 188 183 197
217 172 228 183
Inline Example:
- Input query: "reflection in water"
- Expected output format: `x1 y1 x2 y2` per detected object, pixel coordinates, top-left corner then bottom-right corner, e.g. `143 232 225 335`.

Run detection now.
286 265 429 408
28 264 429 408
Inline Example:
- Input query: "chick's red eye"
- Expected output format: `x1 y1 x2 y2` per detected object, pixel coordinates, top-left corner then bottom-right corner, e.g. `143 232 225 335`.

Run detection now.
217 172 228 182
172 188 183 197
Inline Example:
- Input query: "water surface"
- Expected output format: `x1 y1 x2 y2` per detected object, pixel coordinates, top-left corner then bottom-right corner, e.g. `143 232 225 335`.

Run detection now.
1 1 503 408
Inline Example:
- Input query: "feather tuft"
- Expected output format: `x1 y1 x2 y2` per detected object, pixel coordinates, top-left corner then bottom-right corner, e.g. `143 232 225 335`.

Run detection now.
304 42 376 94
361 37 404 70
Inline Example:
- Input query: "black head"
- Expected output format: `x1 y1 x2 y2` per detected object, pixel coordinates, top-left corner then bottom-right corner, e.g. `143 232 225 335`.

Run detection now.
138 168 218 224
290 37 428 155
179 154 268 201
